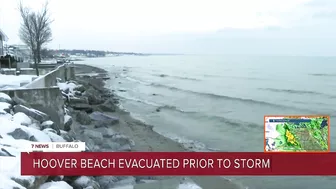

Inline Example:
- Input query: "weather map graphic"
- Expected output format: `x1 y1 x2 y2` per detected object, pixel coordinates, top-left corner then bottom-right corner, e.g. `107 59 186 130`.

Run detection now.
264 115 330 152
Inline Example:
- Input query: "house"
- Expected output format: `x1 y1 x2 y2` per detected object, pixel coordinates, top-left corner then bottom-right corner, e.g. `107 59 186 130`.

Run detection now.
7 45 31 62
0 29 8 56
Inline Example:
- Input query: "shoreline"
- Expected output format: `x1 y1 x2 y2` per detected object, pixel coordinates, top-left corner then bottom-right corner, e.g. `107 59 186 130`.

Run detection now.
0 63 244 189
73 63 188 153
72 63 245 189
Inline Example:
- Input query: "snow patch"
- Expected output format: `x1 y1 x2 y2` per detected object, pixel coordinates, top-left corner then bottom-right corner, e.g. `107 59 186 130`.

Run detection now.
0 156 36 189
64 115 72 122
74 176 91 186
39 181 73 189
177 182 202 189
0 175 26 189
13 112 32 126
0 92 11 102
57 82 77 93
0 102 11 110
0 75 35 89
41 120 54 126
44 131 66 142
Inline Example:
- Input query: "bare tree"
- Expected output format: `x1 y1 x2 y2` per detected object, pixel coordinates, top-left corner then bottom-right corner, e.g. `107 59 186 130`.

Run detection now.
19 1 53 76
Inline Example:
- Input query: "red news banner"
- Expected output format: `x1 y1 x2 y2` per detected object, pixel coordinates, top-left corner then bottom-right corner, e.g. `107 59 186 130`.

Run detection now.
21 152 335 176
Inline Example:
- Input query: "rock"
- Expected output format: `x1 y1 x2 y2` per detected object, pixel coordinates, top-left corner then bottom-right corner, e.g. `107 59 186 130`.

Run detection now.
43 128 58 134
28 122 41 130
0 102 12 113
11 177 34 188
75 85 86 93
69 96 89 105
64 107 70 115
7 128 37 141
12 112 32 126
111 133 135 146
95 127 115 138
83 87 104 105
41 120 60 134
118 144 132 152
134 176 157 182
46 176 64 182
64 115 73 131
74 91 82 96
66 107 74 114
0 92 12 104
67 80 79 85
96 99 117 112
101 142 120 151
30 176 50 189
63 87 70 94
113 177 136 187
39 181 72 189
60 130 75 142
76 111 92 125
0 148 15 156
44 130 66 142
71 103 94 113
13 105 50 123
95 176 118 189
12 96 28 106
89 111 119 126
94 121 107 128
83 130 103 141
72 176 100 189
74 135 97 150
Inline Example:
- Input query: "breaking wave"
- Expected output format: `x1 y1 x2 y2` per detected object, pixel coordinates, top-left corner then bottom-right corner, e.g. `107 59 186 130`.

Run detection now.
259 88 336 98
150 83 289 108
309 73 336 77
118 96 260 130
154 73 201 81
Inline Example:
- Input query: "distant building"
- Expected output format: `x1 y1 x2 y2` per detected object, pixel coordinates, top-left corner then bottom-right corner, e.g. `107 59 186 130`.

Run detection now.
6 45 31 62
0 29 8 56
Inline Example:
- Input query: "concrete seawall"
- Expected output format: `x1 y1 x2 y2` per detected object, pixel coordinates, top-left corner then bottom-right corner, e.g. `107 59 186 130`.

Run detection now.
0 63 75 130
0 87 65 129
25 63 75 88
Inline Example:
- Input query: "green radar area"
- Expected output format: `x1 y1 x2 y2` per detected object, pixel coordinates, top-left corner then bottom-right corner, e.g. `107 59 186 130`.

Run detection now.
265 116 329 152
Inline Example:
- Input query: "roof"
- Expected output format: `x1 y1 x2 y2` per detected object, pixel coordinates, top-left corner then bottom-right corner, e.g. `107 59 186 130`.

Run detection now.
0 29 8 41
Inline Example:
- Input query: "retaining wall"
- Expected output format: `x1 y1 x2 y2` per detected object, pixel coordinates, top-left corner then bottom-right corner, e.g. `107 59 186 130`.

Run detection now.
0 63 76 130
19 68 53 75
25 63 75 88
0 87 65 129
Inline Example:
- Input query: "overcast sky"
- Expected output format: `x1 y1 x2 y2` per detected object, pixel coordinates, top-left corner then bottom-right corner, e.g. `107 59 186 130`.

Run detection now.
0 0 336 55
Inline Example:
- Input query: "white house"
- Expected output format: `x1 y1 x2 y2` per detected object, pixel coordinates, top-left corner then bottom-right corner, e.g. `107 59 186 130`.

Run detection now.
0 29 8 56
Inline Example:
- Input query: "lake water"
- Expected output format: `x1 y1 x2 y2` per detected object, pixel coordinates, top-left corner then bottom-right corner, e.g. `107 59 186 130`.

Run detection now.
83 55 336 189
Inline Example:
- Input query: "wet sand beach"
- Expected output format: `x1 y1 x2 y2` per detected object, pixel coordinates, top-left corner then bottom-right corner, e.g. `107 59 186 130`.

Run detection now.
73 63 244 189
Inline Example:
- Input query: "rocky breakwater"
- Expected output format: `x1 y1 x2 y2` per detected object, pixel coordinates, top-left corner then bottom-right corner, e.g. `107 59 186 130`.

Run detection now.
58 73 142 189
0 75 142 189
0 92 75 189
